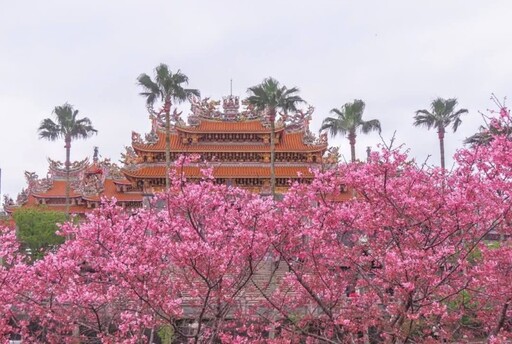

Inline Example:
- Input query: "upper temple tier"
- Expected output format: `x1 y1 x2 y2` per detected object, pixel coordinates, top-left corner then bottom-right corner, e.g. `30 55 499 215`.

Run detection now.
122 95 332 195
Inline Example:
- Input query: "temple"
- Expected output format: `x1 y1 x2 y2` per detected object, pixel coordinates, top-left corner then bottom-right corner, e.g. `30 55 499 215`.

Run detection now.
4 95 342 215
3 148 143 215
123 95 333 195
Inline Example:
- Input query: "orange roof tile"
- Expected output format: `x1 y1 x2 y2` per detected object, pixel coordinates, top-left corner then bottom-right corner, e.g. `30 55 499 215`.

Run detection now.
176 119 282 133
82 180 143 202
29 179 143 203
133 131 326 153
113 179 132 185
32 180 81 198
123 165 315 179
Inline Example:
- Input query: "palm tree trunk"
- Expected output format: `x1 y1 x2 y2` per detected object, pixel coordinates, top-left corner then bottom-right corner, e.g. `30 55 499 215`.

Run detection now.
438 128 445 170
164 100 172 190
270 109 276 200
65 137 71 219
348 131 357 163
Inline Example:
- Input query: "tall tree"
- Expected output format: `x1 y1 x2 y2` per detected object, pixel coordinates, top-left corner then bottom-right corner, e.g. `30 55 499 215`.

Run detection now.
246 77 304 199
137 64 200 190
13 207 66 261
414 97 468 169
38 104 97 218
320 99 381 162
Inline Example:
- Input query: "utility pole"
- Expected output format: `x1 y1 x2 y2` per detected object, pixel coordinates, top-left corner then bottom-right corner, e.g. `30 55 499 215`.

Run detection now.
0 167 2 213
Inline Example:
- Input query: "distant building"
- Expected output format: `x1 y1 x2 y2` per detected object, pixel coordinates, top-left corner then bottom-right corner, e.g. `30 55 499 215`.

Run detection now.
4 153 143 215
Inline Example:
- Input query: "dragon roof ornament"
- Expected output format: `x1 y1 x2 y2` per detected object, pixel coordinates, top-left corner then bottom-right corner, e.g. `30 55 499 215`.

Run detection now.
186 95 263 125
48 157 89 176
303 129 328 146
185 95 316 133
24 171 53 194
280 105 315 133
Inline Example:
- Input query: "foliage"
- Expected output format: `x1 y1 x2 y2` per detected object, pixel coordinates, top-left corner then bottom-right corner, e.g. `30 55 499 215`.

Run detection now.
137 64 200 112
157 325 174 344
38 103 97 143
12 207 66 261
414 97 468 169
246 77 304 120
246 77 304 198
137 63 199 190
320 99 381 162
465 107 512 146
2 109 512 343
38 103 97 218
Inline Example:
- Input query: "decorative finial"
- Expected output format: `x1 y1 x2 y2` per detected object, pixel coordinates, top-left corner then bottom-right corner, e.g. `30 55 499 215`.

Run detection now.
93 146 99 163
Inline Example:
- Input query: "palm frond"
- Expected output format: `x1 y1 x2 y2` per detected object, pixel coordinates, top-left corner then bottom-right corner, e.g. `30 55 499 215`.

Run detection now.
137 74 161 105
155 64 171 88
323 100 380 139
38 104 97 142
361 119 381 134
246 77 304 114
320 116 349 137
38 118 61 141
413 110 436 129
415 98 468 133
139 64 198 107
450 108 469 132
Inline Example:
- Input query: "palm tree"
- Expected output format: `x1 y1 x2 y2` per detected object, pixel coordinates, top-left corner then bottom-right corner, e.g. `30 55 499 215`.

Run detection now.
414 98 468 169
246 77 304 199
464 126 493 146
137 64 200 190
465 124 512 146
320 99 381 163
38 104 97 218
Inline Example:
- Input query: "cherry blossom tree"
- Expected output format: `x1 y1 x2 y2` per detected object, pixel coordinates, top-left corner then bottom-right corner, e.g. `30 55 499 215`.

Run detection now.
8 159 273 343
2 109 512 343
250 107 512 343
0 225 25 340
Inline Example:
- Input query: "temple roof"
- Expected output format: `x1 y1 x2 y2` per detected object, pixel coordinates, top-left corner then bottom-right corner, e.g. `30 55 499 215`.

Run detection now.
5 153 144 215
123 165 314 179
81 180 144 202
32 181 82 198
131 131 327 153
29 180 142 201
176 118 283 133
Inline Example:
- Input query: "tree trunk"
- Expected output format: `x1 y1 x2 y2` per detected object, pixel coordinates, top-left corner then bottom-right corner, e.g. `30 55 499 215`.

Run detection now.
270 108 276 200
348 131 357 163
492 299 510 337
164 100 172 190
438 128 445 170
65 137 71 220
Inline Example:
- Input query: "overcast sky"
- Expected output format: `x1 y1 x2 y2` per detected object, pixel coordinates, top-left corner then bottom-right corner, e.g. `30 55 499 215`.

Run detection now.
1 1 511 202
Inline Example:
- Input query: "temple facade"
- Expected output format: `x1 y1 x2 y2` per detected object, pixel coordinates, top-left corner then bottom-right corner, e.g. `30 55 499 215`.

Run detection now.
122 95 331 196
5 95 342 215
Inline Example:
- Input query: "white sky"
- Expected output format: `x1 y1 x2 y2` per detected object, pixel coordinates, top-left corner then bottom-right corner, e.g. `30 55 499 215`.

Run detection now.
1 1 511 202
